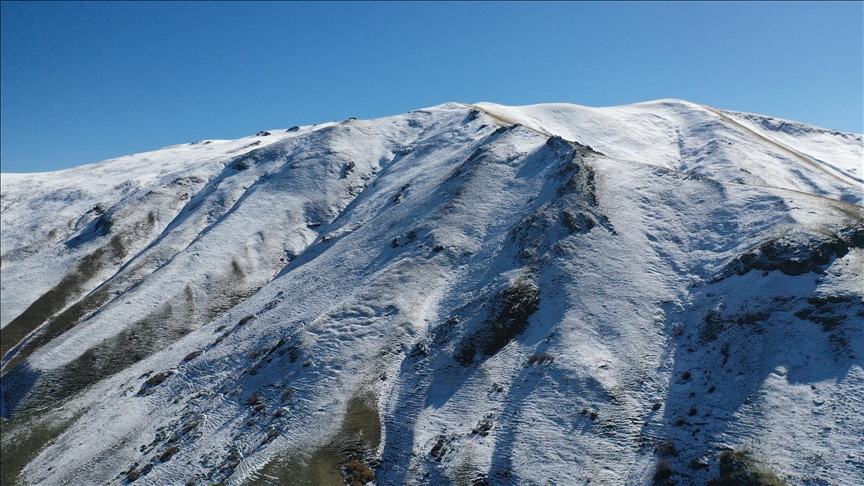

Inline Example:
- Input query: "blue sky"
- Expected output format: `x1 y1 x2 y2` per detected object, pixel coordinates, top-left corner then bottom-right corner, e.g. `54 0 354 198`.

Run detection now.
2 1 862 173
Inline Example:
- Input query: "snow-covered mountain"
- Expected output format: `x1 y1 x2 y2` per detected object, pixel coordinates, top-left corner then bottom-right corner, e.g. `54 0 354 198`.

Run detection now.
1 100 862 486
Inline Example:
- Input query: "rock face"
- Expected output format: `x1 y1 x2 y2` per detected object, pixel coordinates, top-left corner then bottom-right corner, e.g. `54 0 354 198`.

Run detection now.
1 100 862 485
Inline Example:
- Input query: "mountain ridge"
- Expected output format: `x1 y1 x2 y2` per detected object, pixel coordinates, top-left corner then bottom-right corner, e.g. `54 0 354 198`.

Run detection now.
1 100 862 485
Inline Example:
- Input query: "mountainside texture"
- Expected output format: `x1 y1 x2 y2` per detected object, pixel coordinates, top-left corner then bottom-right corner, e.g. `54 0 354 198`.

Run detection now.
1 100 862 486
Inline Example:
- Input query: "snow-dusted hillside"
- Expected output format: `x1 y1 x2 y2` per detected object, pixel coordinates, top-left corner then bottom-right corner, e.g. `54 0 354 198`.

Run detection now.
1 100 862 486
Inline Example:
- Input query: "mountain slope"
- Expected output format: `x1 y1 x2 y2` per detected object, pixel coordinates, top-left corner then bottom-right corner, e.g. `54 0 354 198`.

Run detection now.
1 100 862 486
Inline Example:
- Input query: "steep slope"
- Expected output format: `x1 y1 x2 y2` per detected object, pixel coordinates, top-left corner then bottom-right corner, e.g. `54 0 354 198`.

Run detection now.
1 101 862 486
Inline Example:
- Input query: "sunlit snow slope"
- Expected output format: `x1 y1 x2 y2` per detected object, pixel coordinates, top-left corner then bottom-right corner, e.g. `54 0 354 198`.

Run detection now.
1 100 862 486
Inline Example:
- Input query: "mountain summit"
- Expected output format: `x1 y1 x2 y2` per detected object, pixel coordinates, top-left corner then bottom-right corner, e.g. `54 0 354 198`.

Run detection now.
1 101 862 485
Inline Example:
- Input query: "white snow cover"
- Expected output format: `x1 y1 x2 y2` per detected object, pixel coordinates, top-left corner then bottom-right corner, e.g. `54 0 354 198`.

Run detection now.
1 100 862 486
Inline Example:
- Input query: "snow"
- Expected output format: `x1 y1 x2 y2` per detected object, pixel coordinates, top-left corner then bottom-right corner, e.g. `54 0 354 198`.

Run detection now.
475 100 863 204
1 100 862 485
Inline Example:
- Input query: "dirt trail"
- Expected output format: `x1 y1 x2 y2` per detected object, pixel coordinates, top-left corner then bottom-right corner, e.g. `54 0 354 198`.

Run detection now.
705 105 864 188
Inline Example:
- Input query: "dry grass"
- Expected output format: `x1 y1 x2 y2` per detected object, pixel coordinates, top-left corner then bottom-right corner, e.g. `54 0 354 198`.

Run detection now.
248 394 380 486
654 459 672 481
0 402 86 485
343 459 375 486
707 450 787 486
655 441 676 456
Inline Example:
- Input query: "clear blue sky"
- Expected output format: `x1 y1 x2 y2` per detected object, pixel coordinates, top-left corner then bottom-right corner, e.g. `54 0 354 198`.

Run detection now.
2 1 862 173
